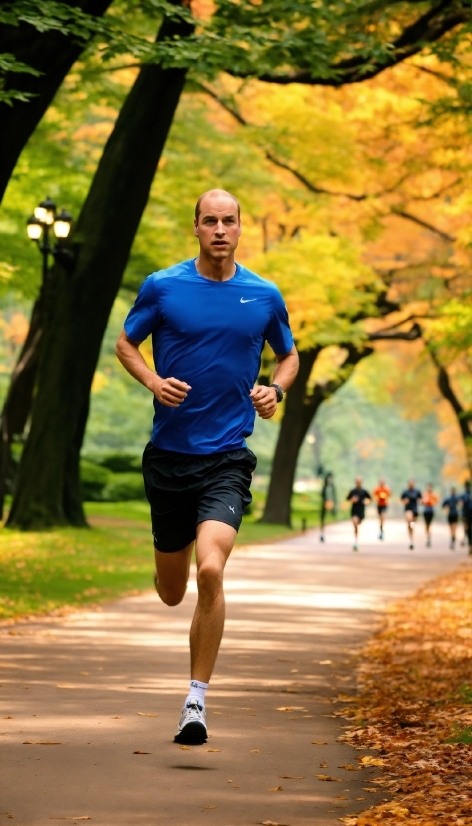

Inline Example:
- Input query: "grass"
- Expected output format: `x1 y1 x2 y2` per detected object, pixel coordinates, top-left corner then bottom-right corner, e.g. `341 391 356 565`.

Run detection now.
0 490 335 622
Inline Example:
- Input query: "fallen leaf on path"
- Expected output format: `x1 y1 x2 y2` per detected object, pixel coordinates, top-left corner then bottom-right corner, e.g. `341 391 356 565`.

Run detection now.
261 821 291 825
137 712 157 717
302 714 314 718
250 749 260 753
212 711 223 715
206 749 220 753
316 774 342 782
179 745 191 750
111 716 121 719
133 750 151 754
49 818 91 821
318 660 333 665
360 756 385 767
280 774 306 780
362 788 378 792
3 716 13 719
311 740 327 745
23 741 62 745
268 786 283 792
239 707 255 710
338 764 361 771
319 761 328 768
276 707 307 712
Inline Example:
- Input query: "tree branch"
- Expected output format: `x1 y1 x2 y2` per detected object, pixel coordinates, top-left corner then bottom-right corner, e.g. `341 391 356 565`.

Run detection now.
229 3 470 86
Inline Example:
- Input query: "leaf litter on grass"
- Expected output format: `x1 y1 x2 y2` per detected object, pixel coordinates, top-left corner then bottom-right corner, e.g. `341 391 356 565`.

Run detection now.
339 567 472 825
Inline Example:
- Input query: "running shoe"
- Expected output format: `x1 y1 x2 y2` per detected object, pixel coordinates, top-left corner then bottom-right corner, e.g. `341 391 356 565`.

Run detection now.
379 531 383 541
353 544 358 552
409 543 414 550
426 538 431 548
320 535 325 542
174 700 207 745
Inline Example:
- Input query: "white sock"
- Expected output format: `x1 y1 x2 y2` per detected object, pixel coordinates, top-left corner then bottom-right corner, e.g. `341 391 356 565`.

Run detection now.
186 679 208 707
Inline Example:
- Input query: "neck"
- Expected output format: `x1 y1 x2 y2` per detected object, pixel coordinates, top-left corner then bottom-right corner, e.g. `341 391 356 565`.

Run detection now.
196 252 236 282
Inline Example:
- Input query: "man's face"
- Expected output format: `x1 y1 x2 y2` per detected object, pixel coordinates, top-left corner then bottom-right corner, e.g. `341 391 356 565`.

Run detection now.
194 194 241 260
355 477 362 487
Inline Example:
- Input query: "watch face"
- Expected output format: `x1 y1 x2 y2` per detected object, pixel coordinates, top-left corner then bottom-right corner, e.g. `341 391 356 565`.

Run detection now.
272 384 284 402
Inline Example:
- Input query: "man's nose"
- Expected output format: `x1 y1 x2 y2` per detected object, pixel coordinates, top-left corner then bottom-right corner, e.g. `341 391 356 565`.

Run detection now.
215 221 226 235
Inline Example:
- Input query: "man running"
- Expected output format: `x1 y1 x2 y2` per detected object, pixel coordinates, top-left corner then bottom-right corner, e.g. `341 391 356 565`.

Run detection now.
422 483 438 548
400 479 422 550
346 477 371 552
320 472 336 542
116 189 298 745
442 486 461 550
373 478 391 540
460 480 472 554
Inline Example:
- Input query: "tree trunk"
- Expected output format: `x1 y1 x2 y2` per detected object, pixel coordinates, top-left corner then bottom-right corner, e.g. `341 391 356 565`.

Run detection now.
0 294 44 519
261 344 373 526
261 348 321 526
7 9 193 530
0 0 113 204
430 354 472 476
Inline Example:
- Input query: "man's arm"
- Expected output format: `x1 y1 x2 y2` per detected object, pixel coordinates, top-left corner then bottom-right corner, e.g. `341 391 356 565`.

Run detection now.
115 330 191 408
250 345 299 420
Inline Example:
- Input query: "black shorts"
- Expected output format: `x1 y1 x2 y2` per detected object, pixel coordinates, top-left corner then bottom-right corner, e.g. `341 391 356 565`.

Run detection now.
351 508 365 522
448 514 458 525
424 511 434 527
142 443 257 553
377 504 387 515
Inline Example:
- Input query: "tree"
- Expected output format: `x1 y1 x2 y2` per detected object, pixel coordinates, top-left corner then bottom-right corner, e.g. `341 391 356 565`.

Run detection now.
0 0 118 203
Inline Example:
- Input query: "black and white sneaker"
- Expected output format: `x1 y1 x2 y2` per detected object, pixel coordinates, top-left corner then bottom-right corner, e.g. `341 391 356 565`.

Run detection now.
174 700 207 745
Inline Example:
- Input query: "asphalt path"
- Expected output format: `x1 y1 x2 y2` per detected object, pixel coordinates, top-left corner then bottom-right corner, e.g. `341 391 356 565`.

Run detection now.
1 517 470 826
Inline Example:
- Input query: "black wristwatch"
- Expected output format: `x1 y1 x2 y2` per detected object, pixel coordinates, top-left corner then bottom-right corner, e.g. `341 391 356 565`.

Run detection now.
270 383 284 403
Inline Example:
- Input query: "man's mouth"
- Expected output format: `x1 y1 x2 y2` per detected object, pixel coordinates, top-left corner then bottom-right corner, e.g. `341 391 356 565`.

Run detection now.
212 240 228 246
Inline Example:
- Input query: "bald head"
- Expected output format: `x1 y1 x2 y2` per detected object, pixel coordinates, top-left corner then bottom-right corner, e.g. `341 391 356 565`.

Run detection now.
195 189 240 223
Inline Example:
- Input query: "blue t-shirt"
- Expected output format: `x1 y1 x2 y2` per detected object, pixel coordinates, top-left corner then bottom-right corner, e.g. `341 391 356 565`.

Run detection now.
401 488 422 513
442 495 460 517
124 258 294 454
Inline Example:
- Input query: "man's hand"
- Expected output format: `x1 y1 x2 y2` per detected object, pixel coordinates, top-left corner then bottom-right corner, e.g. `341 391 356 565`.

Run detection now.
154 376 191 408
250 385 278 419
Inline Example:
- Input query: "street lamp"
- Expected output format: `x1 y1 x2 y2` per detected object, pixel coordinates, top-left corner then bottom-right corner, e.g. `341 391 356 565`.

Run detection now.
26 196 73 279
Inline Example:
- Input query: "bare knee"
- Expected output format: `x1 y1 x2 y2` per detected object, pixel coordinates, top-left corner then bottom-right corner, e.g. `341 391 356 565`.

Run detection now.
155 575 187 607
197 562 223 602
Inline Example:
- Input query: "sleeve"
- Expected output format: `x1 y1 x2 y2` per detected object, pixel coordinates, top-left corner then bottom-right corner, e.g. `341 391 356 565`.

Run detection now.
442 498 448 508
124 275 159 342
264 287 294 355
346 490 353 501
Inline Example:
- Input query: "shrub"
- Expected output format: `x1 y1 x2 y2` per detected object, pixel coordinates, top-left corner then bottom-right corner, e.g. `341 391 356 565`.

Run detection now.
102 472 145 501
80 460 111 501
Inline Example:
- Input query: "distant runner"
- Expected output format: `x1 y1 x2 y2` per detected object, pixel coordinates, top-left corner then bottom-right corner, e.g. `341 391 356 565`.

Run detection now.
400 480 422 551
373 478 391 540
320 472 336 543
442 487 461 550
346 477 371 552
422 483 438 548
460 480 472 554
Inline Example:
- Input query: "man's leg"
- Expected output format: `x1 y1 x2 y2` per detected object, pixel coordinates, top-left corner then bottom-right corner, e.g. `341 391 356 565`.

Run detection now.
406 511 414 548
190 519 236 683
173 520 235 746
154 542 193 606
352 516 359 550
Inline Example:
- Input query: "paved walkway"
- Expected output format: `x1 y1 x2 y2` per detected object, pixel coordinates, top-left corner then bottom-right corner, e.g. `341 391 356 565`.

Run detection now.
1 518 469 826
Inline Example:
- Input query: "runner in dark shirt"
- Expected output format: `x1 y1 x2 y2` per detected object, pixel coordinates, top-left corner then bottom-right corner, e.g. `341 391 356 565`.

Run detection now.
460 480 472 554
442 487 461 550
346 477 371 552
320 472 336 543
400 479 422 550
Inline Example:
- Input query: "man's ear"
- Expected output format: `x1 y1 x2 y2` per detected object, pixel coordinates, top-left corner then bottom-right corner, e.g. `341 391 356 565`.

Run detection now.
193 218 199 238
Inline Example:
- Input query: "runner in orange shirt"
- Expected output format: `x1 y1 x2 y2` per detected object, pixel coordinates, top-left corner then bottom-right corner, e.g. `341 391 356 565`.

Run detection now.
422 483 438 548
373 478 391 540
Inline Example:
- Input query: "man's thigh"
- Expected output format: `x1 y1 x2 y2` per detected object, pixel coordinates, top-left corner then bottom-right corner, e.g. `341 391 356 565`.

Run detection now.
195 520 236 572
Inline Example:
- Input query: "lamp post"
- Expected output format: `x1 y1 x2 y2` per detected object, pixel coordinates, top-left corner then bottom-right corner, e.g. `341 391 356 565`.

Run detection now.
26 196 73 279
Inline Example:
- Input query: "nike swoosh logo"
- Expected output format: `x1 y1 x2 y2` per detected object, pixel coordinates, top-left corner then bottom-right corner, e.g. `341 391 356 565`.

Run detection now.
240 298 257 303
